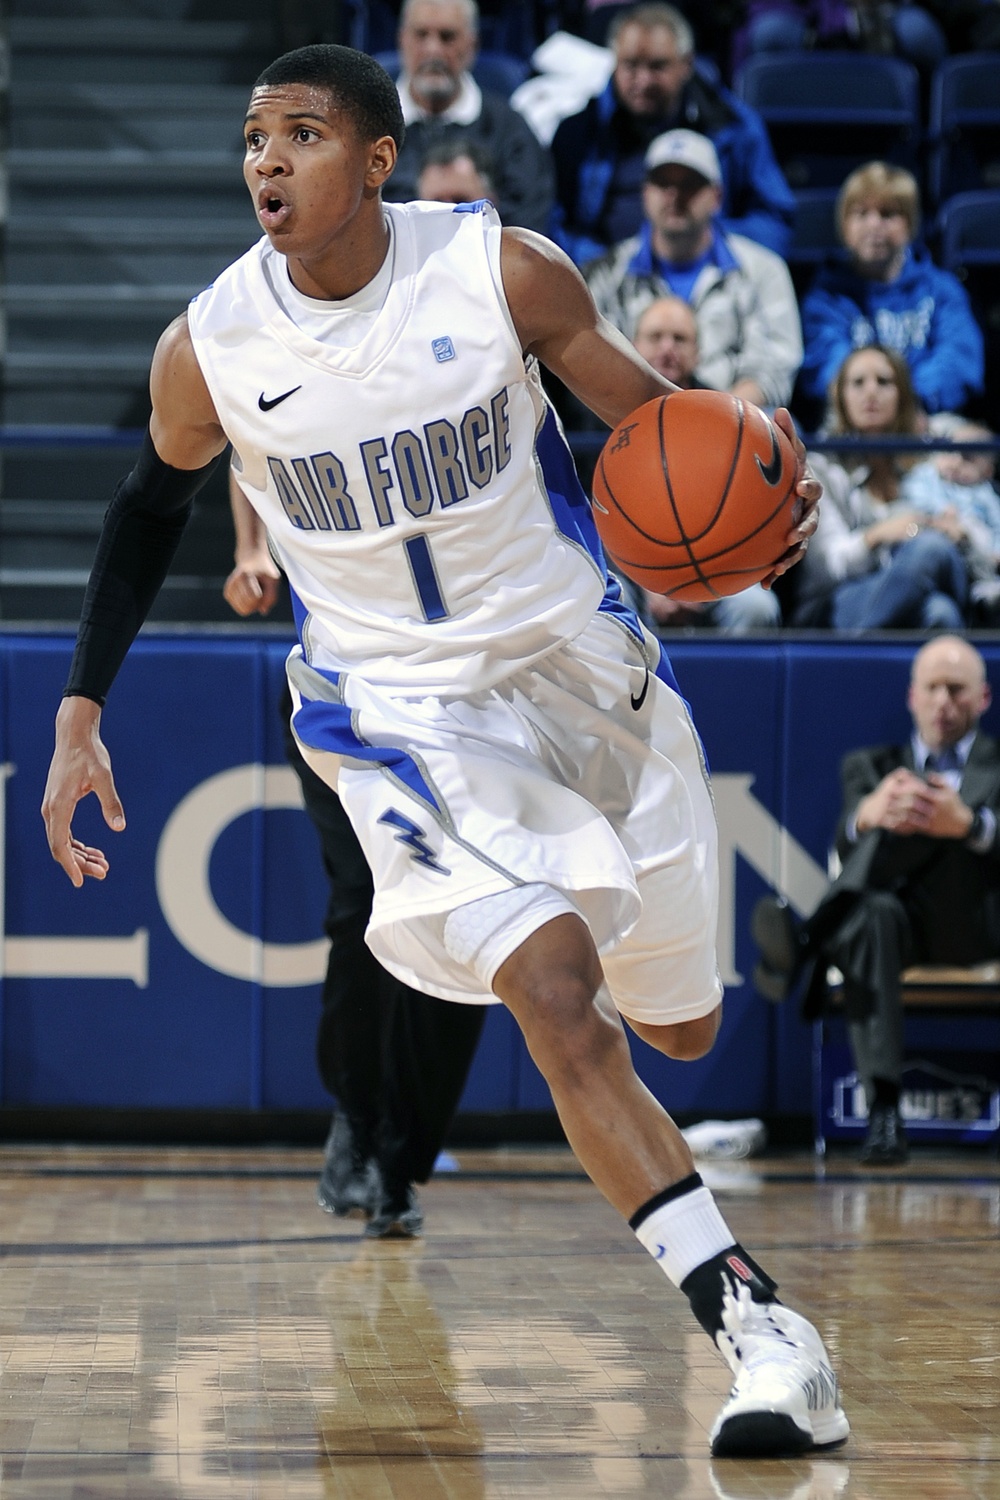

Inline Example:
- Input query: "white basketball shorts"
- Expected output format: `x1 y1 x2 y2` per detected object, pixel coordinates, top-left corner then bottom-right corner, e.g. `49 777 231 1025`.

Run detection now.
287 610 721 1027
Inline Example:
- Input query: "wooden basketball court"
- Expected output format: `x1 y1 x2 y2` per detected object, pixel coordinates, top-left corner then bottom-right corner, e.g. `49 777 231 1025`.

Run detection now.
0 1143 997 1498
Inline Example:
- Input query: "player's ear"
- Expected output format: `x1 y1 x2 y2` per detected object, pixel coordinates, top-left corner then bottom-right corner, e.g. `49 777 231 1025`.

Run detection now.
366 135 398 190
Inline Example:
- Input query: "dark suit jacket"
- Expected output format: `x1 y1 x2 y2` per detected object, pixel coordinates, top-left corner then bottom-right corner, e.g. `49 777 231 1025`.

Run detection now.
801 731 1000 1015
383 92 555 234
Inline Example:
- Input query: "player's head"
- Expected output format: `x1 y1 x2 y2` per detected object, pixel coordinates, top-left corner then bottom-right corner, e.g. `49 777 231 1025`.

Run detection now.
399 0 478 114
829 344 919 438
632 295 699 386
245 47 404 257
909 636 990 751
609 4 694 118
837 161 918 282
252 46 405 149
642 129 722 257
417 138 495 205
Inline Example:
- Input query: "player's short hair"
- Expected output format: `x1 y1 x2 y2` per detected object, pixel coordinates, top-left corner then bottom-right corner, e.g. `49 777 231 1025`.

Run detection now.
837 161 920 240
400 0 479 34
252 45 405 150
608 4 694 56
418 136 495 192
828 343 921 439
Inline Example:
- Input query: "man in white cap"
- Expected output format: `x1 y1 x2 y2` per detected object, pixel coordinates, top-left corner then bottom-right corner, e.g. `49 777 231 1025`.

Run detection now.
585 127 802 409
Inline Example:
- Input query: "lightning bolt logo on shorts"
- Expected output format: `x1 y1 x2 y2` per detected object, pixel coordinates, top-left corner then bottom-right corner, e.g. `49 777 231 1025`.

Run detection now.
378 808 451 874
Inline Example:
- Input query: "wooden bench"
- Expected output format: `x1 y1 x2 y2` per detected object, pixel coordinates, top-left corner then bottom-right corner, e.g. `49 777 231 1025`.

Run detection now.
896 962 1000 1007
815 963 1000 1150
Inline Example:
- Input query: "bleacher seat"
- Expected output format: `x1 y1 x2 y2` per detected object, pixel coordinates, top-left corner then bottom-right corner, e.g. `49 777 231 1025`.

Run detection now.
372 47 531 100
929 53 1000 206
937 189 1000 421
735 52 920 190
786 187 839 295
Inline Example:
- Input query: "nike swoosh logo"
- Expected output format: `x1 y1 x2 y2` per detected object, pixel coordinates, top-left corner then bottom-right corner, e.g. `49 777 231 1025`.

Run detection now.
630 666 650 711
754 420 783 486
258 385 302 411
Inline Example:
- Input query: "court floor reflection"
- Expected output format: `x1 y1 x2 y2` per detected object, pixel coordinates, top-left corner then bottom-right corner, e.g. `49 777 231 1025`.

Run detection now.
0 1145 997 1497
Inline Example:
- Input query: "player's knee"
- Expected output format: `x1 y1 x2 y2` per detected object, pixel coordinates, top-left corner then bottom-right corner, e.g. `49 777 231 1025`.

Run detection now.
631 1006 721 1061
512 973 626 1084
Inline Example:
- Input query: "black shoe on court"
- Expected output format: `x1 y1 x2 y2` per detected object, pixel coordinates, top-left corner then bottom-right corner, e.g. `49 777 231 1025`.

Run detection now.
859 1104 908 1166
316 1112 380 1218
709 1284 849 1458
365 1182 424 1239
750 896 806 1004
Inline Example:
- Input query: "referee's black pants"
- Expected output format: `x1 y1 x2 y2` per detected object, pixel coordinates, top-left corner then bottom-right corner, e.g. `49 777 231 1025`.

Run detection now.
284 716 486 1188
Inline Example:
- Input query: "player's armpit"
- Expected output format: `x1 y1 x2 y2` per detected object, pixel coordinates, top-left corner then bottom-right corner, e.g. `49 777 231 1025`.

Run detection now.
499 229 678 430
149 312 229 471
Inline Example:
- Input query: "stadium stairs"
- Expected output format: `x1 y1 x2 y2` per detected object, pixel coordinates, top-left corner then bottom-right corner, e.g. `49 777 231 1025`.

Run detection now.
1 1 278 623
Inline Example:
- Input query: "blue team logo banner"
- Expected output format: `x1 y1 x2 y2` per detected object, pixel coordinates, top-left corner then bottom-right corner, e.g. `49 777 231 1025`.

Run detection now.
4 636 1000 1120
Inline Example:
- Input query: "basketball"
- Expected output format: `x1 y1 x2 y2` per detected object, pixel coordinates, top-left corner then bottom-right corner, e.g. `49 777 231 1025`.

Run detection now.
592 389 800 602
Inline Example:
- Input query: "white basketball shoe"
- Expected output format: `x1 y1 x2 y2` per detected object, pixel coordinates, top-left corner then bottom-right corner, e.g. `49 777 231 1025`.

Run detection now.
709 1283 849 1458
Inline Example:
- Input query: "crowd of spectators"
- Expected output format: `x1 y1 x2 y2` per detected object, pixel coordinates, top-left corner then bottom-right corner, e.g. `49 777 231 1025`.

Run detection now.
376 0 998 632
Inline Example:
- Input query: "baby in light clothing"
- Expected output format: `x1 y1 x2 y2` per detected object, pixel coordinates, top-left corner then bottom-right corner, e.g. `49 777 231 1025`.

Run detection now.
900 422 1000 591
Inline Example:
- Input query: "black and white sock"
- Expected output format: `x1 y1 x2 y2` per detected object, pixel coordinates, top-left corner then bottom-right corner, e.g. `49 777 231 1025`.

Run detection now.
630 1172 779 1341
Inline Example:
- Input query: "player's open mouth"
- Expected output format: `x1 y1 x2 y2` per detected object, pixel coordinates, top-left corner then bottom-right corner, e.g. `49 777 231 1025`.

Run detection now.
258 188 292 229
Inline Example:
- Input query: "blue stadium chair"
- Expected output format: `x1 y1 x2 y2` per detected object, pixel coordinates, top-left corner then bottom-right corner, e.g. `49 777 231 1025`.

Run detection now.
734 52 920 190
937 190 1000 422
939 189 1000 274
372 48 531 100
929 54 1000 207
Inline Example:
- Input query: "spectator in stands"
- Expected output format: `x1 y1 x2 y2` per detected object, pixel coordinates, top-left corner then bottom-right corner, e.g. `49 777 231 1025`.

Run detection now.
752 635 1000 1164
616 294 784 633
417 137 497 205
901 423 1000 620
800 162 985 418
550 2 795 267
790 345 971 629
631 292 704 388
585 130 802 409
383 0 554 231
734 2 947 77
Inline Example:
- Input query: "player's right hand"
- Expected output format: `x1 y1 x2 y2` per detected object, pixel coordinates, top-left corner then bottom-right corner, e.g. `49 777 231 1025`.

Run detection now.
41 696 125 887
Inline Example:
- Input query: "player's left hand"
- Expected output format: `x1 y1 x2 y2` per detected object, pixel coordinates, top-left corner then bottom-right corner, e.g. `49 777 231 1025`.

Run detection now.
760 408 820 590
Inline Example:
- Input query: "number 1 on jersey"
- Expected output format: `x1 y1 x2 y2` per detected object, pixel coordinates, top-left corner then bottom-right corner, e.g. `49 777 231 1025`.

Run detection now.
404 534 449 622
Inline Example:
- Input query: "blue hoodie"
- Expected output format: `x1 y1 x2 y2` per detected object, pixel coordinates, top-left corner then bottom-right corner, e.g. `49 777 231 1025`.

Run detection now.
801 246 984 414
550 68 795 266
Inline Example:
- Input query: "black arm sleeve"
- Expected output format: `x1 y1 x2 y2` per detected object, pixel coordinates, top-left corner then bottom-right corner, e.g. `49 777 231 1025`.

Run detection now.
64 430 224 706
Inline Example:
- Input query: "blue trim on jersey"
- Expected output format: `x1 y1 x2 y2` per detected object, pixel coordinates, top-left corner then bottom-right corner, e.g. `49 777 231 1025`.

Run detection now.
288 582 309 642
534 404 606 568
533 405 650 647
653 638 681 698
291 667 443 815
452 200 491 214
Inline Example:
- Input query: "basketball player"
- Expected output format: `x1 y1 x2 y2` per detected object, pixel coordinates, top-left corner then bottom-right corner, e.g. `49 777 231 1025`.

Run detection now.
42 46 847 1458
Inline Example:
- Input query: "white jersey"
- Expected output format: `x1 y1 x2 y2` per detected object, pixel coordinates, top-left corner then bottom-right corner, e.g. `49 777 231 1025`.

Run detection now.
187 200 613 696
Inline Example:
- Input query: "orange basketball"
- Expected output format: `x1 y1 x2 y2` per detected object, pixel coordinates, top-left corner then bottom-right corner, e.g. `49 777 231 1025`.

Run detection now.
592 389 799 602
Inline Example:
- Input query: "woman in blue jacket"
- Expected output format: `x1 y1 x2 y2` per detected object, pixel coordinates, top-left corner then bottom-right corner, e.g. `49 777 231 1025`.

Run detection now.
801 161 984 416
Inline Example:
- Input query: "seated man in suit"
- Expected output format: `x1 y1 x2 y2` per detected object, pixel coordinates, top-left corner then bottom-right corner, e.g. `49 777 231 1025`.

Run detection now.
753 636 1000 1165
